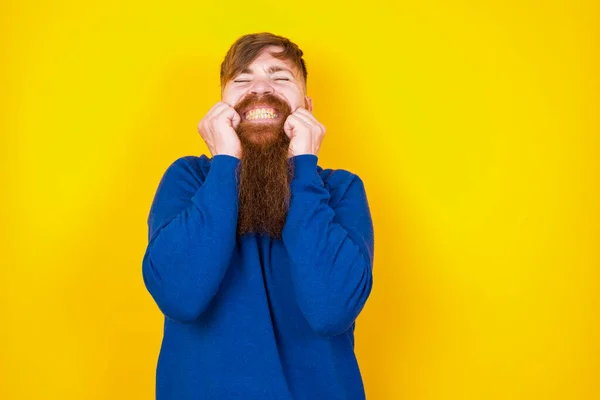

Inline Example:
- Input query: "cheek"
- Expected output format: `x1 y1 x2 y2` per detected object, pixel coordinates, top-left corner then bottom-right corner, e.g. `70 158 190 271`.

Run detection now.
222 88 241 106
223 94 237 107
293 90 307 110
281 91 303 111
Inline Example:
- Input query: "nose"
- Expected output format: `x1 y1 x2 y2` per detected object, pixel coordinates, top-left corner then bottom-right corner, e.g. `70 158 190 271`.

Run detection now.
249 77 274 95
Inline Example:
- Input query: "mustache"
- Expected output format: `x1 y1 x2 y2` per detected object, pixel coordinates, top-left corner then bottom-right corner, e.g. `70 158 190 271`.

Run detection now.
233 93 292 118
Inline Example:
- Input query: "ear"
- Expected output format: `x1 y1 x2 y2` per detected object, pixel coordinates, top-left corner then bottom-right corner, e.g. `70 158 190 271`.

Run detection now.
305 96 313 112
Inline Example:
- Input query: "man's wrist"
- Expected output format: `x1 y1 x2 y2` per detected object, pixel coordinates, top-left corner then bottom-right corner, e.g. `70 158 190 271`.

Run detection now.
290 154 320 182
213 151 240 160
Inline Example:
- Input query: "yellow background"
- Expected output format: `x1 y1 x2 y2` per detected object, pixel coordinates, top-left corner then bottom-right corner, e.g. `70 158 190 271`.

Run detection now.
1 0 598 399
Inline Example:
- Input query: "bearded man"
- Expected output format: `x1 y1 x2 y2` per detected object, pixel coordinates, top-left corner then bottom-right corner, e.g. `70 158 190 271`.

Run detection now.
142 32 375 400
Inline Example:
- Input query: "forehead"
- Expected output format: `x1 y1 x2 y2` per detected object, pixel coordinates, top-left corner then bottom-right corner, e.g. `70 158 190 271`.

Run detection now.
243 45 297 74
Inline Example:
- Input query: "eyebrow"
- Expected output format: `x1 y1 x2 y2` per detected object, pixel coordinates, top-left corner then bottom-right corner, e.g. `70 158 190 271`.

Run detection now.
240 65 295 75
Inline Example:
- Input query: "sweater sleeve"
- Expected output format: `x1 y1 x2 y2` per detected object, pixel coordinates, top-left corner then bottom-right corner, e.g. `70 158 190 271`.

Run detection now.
142 155 240 324
281 154 375 337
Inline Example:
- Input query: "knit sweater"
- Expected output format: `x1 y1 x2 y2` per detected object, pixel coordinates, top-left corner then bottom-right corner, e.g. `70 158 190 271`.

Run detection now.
142 153 375 399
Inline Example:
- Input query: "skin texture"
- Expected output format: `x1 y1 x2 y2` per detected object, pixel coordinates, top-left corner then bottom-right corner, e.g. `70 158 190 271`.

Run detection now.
197 45 327 237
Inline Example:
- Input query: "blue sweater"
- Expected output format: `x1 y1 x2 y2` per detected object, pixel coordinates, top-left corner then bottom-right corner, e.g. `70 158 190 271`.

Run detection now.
142 154 375 399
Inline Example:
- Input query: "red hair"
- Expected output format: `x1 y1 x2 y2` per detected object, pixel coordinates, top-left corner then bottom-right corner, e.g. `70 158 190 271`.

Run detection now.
220 32 308 92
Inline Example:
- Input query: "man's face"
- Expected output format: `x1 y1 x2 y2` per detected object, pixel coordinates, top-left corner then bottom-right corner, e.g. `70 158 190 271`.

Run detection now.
222 45 312 128
221 45 311 238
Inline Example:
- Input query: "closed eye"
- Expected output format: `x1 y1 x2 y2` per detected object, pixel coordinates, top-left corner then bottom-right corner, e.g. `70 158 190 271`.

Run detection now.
233 77 289 83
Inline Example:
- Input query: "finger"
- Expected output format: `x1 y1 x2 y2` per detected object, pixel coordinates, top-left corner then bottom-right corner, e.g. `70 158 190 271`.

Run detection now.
291 111 314 127
283 115 295 137
200 102 227 130
215 105 241 127
291 112 320 135
294 108 324 130
294 108 321 122
294 107 314 117
294 104 313 114
284 114 306 138
288 113 311 131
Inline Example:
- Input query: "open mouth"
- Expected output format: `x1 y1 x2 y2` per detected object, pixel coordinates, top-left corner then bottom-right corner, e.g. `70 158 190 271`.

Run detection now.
244 107 280 121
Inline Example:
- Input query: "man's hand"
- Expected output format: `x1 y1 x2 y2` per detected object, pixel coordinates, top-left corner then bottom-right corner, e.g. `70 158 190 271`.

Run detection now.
197 101 242 159
284 108 326 157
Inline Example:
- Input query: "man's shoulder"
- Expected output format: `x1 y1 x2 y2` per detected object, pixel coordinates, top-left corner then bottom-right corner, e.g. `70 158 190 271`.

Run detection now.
158 154 213 187
317 164 363 201
317 157 365 183
176 153 212 167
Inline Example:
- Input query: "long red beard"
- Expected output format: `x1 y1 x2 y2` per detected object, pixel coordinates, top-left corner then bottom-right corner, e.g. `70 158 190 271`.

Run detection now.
234 93 294 238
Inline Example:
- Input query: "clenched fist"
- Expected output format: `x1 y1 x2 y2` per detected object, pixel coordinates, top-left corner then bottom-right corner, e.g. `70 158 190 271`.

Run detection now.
197 101 242 159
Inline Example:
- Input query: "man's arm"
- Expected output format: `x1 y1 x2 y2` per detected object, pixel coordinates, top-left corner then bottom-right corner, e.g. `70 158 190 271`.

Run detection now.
142 155 239 324
281 154 375 337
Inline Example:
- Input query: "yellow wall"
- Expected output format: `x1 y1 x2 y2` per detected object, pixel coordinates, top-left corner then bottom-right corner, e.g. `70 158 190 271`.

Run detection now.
1 1 598 399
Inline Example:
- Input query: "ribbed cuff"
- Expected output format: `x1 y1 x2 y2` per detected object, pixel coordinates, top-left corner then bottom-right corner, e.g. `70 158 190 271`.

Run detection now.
290 154 320 182
212 154 240 164
209 154 240 175
197 154 240 194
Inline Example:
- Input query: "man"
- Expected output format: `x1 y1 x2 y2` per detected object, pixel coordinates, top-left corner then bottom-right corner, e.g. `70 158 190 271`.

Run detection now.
142 32 375 399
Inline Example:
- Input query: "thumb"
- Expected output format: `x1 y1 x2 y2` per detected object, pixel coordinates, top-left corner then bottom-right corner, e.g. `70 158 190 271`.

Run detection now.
228 107 241 130
283 115 295 139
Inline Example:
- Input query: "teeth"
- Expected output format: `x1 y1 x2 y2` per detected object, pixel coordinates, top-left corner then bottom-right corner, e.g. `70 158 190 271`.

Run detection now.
246 108 278 120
